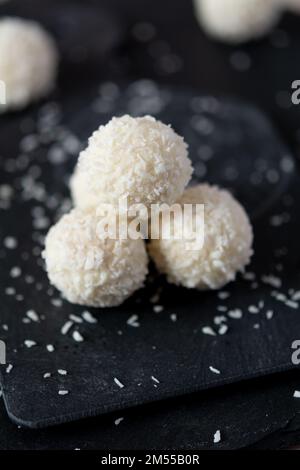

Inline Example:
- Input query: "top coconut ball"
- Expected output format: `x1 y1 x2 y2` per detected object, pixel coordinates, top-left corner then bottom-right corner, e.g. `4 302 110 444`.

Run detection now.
71 115 193 214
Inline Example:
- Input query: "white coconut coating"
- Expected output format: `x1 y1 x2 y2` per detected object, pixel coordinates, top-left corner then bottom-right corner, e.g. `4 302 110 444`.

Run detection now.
193 0 281 44
72 115 192 212
43 208 148 307
148 184 253 290
0 17 58 111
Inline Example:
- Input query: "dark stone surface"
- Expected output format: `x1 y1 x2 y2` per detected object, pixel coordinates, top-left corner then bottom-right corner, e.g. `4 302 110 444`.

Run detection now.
0 370 300 450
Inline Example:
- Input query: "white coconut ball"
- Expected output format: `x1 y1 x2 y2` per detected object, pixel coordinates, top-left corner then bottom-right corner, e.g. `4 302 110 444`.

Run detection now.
71 115 192 213
43 208 148 307
148 184 253 290
193 0 282 43
0 17 58 111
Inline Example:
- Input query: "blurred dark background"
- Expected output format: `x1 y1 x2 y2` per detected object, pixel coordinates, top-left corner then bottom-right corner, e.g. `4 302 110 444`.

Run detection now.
2 0 300 153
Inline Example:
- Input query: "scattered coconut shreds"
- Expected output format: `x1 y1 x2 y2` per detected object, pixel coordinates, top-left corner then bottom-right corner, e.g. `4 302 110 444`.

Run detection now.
61 321 73 335
69 314 83 324
228 309 243 319
151 375 160 384
285 300 298 309
43 372 51 379
243 272 255 281
150 293 160 304
82 310 97 324
209 366 221 375
214 315 227 326
248 305 259 314
24 340 37 348
51 298 62 307
153 305 164 313
72 330 84 343
293 391 300 398
2 324 8 331
202 326 216 336
4 236 17 249
58 390 69 396
10 266 21 278
170 313 177 322
127 314 140 327
58 369 67 375
6 364 13 374
214 430 221 444
253 323 260 329
217 305 227 312
271 291 286 302
114 417 124 426
26 309 39 322
292 291 300 301
261 274 282 289
218 291 230 300
218 324 228 335
114 377 124 389
25 275 34 284
5 287 16 296
46 344 55 352
266 310 274 320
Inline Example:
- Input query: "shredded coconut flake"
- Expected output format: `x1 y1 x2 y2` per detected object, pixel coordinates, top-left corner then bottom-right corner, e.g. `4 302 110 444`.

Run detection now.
61 321 73 335
114 417 124 426
82 311 97 324
127 314 140 327
114 377 124 389
153 305 164 313
26 309 39 322
228 309 242 319
151 375 160 384
202 326 216 336
24 340 37 348
213 430 221 444
72 331 84 343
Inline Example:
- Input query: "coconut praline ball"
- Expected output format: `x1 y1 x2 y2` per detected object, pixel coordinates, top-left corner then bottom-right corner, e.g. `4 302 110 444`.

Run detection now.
148 184 253 290
42 208 148 307
193 0 281 43
0 17 58 111
71 115 192 212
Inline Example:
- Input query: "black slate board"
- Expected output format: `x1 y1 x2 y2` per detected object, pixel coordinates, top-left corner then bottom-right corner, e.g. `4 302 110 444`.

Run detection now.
0 370 300 450
0 82 299 428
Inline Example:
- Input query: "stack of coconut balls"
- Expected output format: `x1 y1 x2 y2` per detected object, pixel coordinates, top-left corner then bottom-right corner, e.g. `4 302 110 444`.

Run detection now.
43 115 253 308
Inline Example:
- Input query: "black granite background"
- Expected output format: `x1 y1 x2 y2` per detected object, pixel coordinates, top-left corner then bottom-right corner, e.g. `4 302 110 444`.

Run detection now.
1 0 300 450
